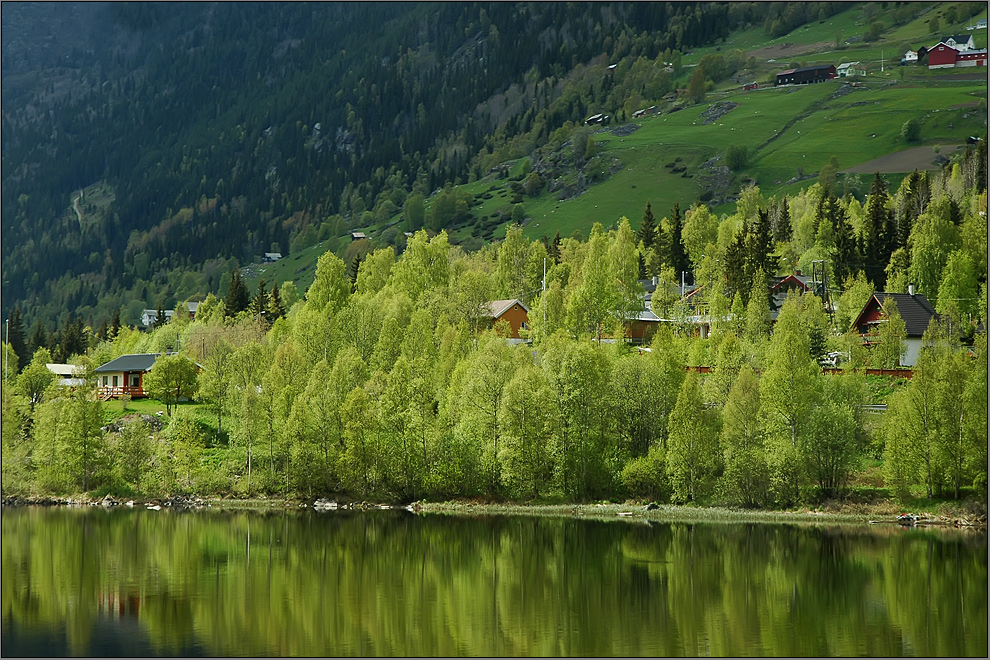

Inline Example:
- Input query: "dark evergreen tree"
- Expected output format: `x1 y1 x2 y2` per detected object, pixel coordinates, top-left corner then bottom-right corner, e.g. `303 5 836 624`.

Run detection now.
97 320 109 342
772 197 792 243
638 202 657 250
27 319 48 355
251 279 268 318
747 207 778 283
225 267 250 317
110 309 122 338
861 173 895 288
6 307 28 373
154 304 167 329
549 231 562 264
269 281 286 320
667 201 689 279
724 219 748 300
348 254 361 290
824 194 859 284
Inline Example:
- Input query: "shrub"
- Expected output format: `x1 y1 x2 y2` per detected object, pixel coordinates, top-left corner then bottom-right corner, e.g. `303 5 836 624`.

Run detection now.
901 118 921 143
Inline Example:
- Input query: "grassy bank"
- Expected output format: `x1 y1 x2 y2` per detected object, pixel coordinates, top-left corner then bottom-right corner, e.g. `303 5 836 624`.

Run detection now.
414 499 987 528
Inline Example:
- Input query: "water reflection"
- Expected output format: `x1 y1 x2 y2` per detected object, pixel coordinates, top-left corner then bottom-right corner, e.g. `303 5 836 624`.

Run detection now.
2 507 986 657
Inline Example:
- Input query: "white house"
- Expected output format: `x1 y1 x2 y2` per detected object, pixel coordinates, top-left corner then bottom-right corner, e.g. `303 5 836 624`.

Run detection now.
45 363 86 387
940 34 976 51
837 62 866 77
902 49 918 63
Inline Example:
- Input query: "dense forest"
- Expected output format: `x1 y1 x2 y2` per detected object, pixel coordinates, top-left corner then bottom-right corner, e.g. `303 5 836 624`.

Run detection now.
2 155 986 507
2 1 862 330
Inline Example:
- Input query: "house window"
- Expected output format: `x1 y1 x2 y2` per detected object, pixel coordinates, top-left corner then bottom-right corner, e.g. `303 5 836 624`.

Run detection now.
112 375 118 387
522 322 529 330
130 374 140 388
102 376 108 386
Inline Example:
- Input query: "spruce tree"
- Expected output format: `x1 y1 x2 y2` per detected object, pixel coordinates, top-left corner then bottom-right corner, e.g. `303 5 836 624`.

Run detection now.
225 266 250 316
269 281 286 320
110 309 121 338
154 304 167 329
667 201 689 280
27 319 47 355
638 202 656 250
862 173 895 288
6 307 27 373
252 279 269 318
773 197 792 243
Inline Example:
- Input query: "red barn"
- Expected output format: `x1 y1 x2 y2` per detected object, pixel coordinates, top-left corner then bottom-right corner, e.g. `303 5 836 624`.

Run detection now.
957 49 987 67
928 43 960 68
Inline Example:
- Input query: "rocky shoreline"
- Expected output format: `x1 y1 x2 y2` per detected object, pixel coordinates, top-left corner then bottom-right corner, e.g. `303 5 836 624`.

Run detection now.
3 495 984 529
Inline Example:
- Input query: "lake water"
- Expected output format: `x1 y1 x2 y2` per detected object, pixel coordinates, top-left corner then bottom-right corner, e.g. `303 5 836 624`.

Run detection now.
1 506 986 657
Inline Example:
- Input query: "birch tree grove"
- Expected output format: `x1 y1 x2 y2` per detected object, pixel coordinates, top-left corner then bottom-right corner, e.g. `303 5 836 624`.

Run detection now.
3 186 987 507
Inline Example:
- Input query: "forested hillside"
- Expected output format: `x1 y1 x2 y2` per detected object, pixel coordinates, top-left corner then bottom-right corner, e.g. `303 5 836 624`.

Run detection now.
1 1 753 326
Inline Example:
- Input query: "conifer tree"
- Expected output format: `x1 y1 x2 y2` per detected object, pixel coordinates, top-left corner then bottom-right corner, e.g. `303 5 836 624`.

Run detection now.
638 202 656 250
269 281 286 320
6 308 27 373
862 173 895 288
27 319 47 355
667 201 689 280
225 266 250 317
252 279 269 319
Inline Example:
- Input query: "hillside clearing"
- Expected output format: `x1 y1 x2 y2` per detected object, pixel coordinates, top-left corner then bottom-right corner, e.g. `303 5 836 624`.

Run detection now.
845 143 967 173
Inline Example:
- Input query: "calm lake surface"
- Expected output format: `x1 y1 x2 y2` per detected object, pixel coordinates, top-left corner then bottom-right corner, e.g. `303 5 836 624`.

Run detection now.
1 506 986 657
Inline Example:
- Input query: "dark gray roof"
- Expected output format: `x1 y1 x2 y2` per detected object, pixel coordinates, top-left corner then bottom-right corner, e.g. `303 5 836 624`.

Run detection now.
866 292 937 337
94 353 162 373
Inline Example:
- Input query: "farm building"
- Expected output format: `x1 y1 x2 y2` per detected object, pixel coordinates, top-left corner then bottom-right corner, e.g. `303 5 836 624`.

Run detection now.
775 64 836 86
928 42 988 68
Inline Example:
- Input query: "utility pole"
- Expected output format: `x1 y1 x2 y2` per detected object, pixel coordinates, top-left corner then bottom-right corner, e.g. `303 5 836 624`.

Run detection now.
880 51 885 73
542 257 547 330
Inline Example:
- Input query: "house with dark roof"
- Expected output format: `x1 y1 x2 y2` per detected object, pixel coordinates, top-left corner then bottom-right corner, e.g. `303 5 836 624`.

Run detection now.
482 299 530 338
94 353 164 399
940 34 976 51
852 289 938 366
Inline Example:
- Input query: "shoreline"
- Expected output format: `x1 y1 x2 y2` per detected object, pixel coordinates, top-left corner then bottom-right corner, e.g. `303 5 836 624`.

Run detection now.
3 494 986 529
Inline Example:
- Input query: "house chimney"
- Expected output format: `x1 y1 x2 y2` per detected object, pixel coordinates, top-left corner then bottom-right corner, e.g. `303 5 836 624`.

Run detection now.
908 284 915 296
794 269 802 276
652 275 658 286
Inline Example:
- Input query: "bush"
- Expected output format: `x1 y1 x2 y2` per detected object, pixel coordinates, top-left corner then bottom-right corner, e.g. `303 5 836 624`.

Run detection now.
901 118 922 143
620 447 671 501
726 145 749 171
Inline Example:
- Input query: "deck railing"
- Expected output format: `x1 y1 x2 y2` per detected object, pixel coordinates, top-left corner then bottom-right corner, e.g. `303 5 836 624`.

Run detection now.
98 385 146 400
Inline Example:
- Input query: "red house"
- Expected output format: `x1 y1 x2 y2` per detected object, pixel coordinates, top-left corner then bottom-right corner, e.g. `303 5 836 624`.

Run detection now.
483 299 530 338
851 290 937 366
